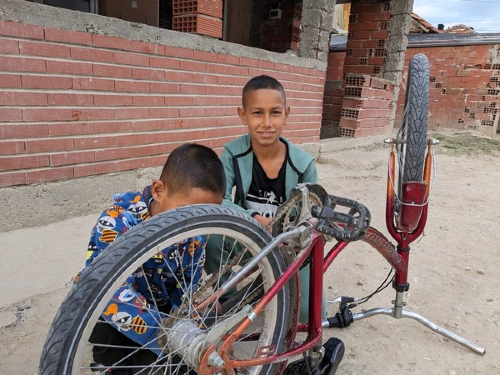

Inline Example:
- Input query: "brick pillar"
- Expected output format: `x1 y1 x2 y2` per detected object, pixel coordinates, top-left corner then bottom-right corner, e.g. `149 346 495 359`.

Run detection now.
321 51 346 138
338 74 393 137
298 0 336 61
384 0 413 129
260 3 301 53
344 0 391 77
172 0 223 39
321 0 393 139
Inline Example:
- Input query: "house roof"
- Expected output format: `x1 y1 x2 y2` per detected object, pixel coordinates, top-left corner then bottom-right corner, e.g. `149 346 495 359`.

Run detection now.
329 32 500 51
405 32 500 47
410 13 441 34
444 24 477 34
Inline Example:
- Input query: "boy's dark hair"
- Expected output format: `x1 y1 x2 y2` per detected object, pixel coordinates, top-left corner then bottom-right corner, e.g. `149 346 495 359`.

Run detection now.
242 75 286 108
160 143 225 197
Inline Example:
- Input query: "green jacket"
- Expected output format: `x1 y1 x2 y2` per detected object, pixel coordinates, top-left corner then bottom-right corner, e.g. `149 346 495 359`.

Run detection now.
220 134 318 215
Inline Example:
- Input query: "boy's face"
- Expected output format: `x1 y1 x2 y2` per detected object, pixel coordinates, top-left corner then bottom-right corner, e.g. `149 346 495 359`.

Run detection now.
150 181 222 215
238 88 290 148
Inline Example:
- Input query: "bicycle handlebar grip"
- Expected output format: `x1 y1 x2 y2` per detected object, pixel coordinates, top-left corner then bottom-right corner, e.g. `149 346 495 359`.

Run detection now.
312 195 371 241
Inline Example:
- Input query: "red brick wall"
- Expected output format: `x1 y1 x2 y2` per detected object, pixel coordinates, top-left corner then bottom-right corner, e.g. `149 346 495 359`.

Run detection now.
260 3 302 52
322 52 346 138
172 0 223 38
343 1 390 77
338 74 393 138
0 21 325 187
395 45 500 132
322 0 392 138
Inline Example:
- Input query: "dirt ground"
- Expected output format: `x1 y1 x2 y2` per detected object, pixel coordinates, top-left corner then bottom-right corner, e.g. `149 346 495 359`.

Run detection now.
1 130 499 374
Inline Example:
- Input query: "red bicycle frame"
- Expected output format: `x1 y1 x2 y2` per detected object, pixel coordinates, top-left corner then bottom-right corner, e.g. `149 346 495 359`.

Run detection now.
199 222 413 373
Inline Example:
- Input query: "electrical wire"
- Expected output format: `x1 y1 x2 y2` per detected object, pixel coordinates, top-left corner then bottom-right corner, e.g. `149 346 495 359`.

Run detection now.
459 0 500 3
348 268 395 309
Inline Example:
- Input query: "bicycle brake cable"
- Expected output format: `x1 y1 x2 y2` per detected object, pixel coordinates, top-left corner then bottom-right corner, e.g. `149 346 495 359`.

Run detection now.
348 268 394 309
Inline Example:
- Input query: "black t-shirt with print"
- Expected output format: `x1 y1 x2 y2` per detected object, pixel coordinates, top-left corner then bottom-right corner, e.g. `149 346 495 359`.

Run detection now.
244 156 287 219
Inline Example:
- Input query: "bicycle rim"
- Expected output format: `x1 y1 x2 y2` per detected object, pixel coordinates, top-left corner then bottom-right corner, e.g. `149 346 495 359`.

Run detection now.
39 205 293 375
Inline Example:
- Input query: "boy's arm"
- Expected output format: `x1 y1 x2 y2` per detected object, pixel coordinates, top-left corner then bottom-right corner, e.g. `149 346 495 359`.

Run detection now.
85 212 112 267
220 146 257 216
179 237 205 284
100 280 162 354
84 208 132 267
302 158 319 184
170 237 206 310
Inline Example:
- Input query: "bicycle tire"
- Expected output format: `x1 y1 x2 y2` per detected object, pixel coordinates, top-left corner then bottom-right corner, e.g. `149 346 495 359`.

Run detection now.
39 205 295 375
397 53 429 188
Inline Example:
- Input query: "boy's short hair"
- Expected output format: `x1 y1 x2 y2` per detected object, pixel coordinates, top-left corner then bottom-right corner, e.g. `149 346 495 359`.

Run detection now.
242 75 286 108
159 143 225 197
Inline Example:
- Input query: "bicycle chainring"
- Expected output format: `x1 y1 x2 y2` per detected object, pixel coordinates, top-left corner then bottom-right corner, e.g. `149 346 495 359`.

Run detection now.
270 184 328 237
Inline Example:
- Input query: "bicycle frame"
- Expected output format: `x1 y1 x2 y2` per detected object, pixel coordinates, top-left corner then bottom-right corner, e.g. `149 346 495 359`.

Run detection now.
200 222 327 371
199 222 413 372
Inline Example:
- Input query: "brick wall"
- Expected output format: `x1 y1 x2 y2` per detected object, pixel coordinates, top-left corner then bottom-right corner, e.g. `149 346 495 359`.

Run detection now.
172 0 223 39
0 21 325 188
321 0 393 138
343 1 390 78
338 74 393 138
322 51 346 138
322 0 392 138
395 45 500 134
260 3 302 52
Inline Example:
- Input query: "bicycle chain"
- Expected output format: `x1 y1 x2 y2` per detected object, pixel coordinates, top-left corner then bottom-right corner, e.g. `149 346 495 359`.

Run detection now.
266 188 303 231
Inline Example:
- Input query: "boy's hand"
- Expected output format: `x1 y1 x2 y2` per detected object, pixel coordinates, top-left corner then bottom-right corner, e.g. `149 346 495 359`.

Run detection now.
254 215 272 231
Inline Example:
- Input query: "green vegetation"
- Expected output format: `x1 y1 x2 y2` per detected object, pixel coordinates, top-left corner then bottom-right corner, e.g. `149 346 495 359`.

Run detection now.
430 132 500 156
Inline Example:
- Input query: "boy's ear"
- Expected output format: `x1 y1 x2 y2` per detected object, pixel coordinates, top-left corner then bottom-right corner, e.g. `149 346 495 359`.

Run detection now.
151 179 168 201
285 106 290 119
238 107 247 124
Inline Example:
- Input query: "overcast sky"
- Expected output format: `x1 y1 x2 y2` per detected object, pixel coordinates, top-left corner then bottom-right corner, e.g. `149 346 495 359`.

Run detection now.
412 0 500 33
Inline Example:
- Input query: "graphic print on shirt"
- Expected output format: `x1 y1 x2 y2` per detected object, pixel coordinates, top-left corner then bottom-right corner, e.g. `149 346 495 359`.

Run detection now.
245 190 282 218
127 195 150 221
103 303 147 334
97 208 120 243
244 156 287 218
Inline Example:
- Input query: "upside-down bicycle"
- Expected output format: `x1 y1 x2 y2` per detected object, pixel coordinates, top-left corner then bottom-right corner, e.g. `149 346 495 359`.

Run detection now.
39 54 485 375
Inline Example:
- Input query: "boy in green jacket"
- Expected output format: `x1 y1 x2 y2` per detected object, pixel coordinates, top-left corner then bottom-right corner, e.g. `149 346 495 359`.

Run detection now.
215 75 323 323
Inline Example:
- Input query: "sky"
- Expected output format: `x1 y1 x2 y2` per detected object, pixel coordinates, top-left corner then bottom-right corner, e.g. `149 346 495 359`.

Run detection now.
412 0 500 33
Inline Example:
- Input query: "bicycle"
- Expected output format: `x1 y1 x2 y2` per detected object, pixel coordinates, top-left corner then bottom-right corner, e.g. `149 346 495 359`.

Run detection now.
39 53 485 375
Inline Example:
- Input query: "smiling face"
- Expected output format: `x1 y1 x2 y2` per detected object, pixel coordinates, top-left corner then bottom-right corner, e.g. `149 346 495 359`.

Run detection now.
238 88 290 148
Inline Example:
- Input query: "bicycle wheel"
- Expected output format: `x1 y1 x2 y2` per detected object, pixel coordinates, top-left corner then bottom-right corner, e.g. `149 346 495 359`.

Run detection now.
39 205 295 375
397 53 429 192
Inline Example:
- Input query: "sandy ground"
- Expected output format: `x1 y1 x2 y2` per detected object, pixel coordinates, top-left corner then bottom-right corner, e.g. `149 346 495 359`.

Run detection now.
1 131 499 374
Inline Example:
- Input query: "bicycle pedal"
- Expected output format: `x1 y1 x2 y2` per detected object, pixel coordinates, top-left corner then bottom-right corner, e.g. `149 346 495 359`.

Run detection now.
318 337 345 375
